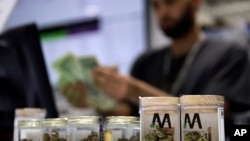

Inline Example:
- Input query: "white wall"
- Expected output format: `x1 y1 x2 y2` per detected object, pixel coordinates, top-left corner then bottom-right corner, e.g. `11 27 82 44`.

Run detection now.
149 5 171 50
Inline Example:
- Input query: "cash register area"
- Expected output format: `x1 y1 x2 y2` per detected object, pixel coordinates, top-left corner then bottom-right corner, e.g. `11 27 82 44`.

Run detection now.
1 0 250 141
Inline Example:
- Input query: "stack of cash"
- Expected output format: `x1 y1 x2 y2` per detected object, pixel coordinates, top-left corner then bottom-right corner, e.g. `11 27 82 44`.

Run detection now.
53 53 117 111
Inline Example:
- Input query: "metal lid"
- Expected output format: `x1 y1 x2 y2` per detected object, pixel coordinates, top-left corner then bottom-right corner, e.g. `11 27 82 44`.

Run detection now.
68 116 100 125
41 118 68 127
18 119 41 128
105 116 139 124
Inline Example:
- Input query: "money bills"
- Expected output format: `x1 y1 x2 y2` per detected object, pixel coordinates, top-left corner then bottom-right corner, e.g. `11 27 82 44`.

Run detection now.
53 53 117 111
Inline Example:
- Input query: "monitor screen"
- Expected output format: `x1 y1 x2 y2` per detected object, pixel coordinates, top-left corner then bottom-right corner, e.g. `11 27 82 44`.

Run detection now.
5 0 147 87
0 23 58 119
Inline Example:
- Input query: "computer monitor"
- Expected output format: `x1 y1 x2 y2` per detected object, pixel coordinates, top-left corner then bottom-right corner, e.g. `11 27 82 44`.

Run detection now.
0 23 58 130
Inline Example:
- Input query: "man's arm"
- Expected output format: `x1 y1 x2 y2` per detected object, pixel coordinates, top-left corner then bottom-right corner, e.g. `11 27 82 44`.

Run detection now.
92 67 170 105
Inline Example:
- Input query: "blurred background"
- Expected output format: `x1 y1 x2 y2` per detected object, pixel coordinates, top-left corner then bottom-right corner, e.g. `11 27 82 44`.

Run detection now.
2 0 250 117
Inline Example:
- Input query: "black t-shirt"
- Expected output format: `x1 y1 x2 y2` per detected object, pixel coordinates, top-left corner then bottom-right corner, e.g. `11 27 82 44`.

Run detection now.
131 39 250 105
166 55 186 93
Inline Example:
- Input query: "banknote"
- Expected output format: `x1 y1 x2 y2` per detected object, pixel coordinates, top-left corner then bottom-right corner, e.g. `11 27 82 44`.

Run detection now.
53 53 117 111
53 53 85 83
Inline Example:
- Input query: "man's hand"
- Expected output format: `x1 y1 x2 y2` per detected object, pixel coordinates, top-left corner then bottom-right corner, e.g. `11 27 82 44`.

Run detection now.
92 67 131 101
96 102 133 116
92 67 170 104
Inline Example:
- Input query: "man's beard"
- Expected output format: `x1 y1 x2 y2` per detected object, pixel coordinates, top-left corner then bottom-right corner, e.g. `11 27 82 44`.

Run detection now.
160 4 195 39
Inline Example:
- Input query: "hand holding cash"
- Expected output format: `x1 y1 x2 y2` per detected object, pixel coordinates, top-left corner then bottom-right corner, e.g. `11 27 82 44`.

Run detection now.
53 53 117 111
53 53 167 114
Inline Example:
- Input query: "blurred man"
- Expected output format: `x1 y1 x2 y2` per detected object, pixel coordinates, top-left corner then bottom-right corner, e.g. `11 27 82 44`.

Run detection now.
93 0 250 138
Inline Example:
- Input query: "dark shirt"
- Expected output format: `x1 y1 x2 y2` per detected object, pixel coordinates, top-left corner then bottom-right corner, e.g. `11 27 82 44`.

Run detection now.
130 39 250 135
165 55 186 92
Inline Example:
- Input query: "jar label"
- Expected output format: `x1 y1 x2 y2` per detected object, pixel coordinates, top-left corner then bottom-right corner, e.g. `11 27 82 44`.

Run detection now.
141 110 180 141
181 108 224 141
218 107 225 141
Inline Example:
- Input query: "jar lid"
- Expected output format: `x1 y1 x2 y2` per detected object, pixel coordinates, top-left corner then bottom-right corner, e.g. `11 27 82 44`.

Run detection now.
180 95 224 105
140 97 179 106
105 116 139 124
15 108 46 117
18 119 41 128
68 116 100 125
41 118 67 127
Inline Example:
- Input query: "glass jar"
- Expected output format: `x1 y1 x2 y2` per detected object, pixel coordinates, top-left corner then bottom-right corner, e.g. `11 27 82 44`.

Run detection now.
180 95 225 141
103 116 140 141
18 119 42 141
41 118 68 141
67 116 100 141
130 119 140 141
14 108 46 141
140 97 180 141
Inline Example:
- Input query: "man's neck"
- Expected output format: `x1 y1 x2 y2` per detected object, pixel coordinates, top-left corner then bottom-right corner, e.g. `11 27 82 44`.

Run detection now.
171 25 201 58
